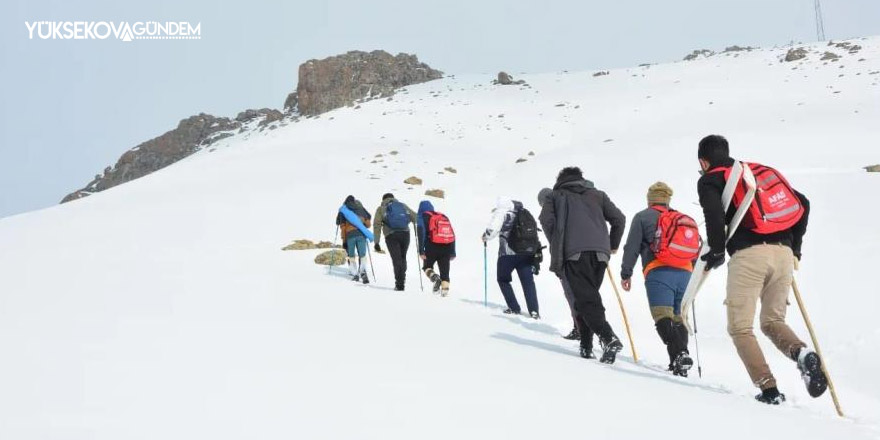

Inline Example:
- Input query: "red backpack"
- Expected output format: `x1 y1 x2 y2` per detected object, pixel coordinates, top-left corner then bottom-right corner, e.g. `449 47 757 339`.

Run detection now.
426 211 456 244
650 206 701 267
711 162 804 234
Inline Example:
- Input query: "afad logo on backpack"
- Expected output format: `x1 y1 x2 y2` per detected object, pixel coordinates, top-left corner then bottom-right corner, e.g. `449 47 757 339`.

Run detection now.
717 162 805 234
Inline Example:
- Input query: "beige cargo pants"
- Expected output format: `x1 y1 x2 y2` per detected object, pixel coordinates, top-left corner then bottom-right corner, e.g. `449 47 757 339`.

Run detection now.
726 244 806 390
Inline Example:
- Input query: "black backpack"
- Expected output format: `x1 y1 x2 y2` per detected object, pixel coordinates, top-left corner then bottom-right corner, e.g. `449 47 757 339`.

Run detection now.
508 202 541 255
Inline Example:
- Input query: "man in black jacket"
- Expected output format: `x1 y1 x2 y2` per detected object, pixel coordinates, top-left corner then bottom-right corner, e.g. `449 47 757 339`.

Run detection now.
697 135 827 405
540 167 627 363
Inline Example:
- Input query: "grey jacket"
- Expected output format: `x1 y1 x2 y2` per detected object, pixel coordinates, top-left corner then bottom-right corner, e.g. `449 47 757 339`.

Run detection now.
540 178 626 275
620 206 662 280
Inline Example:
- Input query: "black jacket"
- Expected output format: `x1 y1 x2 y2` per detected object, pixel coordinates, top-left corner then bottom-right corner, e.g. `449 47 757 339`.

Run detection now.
697 157 810 257
540 177 626 275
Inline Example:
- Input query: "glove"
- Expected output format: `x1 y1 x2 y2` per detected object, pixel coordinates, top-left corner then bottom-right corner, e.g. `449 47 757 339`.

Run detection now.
532 263 541 276
701 250 726 271
374 244 382 252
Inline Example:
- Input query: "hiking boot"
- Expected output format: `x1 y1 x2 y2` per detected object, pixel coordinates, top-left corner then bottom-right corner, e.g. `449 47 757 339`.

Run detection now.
503 308 520 315
673 352 693 377
351 275 361 282
599 336 623 364
394 284 404 292
440 281 449 297
563 327 580 341
530 311 541 320
429 273 442 293
360 272 369 284
580 346 596 359
796 348 828 398
755 387 787 405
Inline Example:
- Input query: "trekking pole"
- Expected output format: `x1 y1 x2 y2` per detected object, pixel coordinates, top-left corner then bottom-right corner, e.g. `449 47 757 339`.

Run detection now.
367 244 377 282
414 229 424 292
328 225 340 275
692 300 703 378
605 267 639 363
792 274 845 417
483 242 488 307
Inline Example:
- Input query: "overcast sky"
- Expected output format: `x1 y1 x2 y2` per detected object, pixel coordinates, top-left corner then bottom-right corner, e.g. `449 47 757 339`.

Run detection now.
2 0 878 218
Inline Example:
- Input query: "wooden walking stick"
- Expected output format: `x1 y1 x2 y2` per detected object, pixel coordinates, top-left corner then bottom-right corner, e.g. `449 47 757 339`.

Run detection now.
791 271 845 417
606 267 639 363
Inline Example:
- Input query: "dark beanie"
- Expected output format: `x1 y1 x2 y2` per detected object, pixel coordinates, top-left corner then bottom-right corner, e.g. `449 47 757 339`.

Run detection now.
382 193 394 200
344 195 355 204
698 135 730 166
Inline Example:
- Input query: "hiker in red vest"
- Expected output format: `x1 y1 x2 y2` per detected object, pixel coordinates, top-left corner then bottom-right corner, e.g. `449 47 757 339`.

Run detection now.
417 200 456 296
620 182 699 377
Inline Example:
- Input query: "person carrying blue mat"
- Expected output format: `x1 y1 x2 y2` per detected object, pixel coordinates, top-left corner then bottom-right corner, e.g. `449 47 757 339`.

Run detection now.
336 195 374 284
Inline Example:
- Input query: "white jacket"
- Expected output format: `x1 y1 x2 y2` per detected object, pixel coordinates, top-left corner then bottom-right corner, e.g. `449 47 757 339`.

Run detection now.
483 198 519 256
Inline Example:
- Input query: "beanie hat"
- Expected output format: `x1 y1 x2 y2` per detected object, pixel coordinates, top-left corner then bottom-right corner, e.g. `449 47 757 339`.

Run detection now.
382 193 394 200
537 188 553 207
647 182 673 205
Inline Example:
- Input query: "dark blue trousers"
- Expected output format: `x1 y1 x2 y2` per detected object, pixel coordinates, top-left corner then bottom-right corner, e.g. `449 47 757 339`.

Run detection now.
497 254 538 314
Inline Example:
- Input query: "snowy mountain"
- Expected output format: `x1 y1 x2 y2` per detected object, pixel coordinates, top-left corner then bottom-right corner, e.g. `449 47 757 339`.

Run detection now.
1 37 879 439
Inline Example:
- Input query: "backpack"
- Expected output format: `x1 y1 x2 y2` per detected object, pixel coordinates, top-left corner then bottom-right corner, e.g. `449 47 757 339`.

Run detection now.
711 162 805 234
650 206 701 267
384 200 410 230
426 211 456 244
508 203 541 255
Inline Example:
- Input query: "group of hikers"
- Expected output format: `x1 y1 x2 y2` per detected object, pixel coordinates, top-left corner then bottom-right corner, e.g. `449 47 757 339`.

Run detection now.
333 134 828 406
335 193 456 295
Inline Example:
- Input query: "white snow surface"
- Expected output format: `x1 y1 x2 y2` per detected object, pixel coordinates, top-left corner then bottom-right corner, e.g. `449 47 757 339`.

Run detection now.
2 39 880 439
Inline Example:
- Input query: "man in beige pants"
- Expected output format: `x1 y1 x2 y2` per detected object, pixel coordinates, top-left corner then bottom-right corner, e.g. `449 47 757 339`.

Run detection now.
696 135 828 405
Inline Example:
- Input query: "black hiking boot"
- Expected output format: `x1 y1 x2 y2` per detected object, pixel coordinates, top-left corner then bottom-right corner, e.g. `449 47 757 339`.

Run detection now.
360 272 369 284
563 327 580 341
672 352 694 377
530 311 540 320
503 308 520 315
796 348 828 398
394 283 404 291
580 346 596 359
351 275 360 282
755 387 786 405
599 336 623 364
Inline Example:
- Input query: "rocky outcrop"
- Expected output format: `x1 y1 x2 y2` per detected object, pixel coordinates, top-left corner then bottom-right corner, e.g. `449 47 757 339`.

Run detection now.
865 164 880 173
683 49 715 61
784 48 808 62
62 114 241 203
493 71 526 85
295 50 443 116
63 50 442 203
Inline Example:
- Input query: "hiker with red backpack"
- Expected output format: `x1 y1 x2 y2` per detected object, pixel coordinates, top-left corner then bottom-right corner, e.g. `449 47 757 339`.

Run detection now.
620 182 699 376
416 200 456 296
696 134 826 405
481 197 542 319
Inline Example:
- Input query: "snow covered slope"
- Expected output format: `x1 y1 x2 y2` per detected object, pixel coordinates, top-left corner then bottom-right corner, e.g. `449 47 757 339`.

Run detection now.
1 38 879 439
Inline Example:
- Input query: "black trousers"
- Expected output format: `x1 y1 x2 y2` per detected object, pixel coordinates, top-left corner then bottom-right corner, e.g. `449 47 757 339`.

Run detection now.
385 231 410 287
564 251 615 344
423 243 454 282
424 254 451 282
